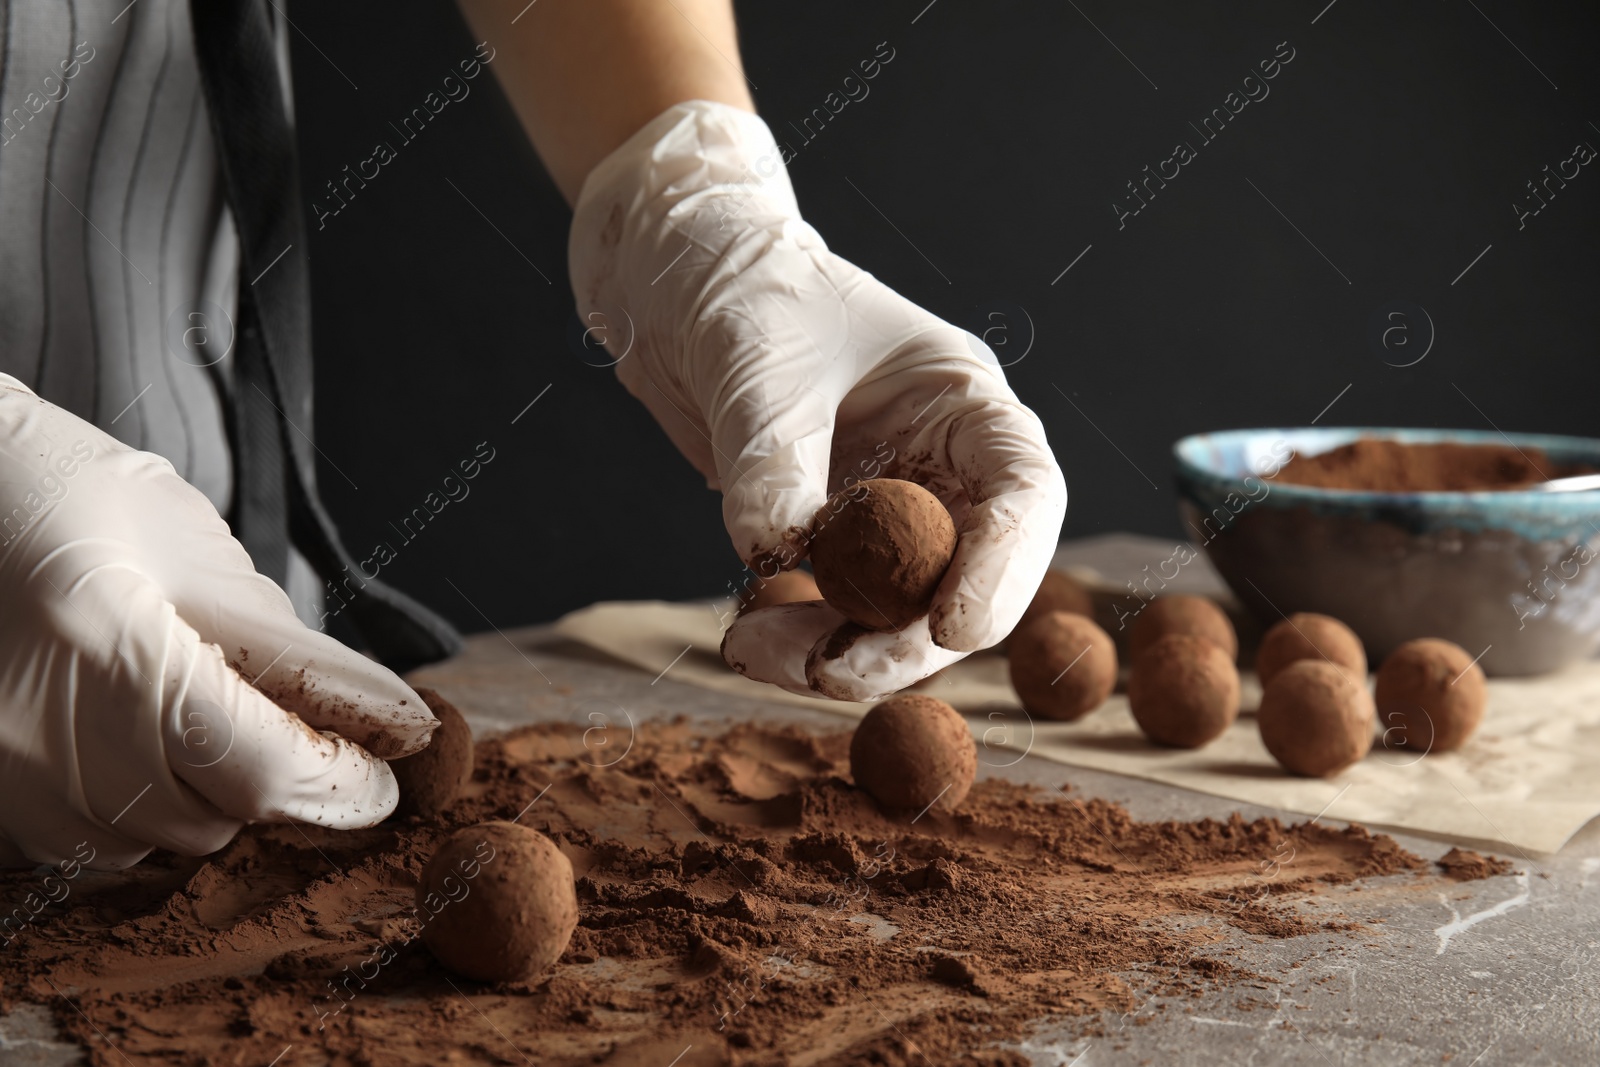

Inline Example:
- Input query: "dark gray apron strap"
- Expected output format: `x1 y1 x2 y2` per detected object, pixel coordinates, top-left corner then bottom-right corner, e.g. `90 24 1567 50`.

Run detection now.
190 0 461 672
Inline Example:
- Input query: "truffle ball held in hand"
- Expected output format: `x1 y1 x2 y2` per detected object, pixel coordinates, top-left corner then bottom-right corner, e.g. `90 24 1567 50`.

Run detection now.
1128 635 1240 748
809 479 957 631
387 688 474 818
419 822 579 983
1257 660 1375 777
1255 613 1367 687
737 569 822 616
1007 611 1117 721
1128 595 1238 662
1375 638 1487 754
849 695 976 812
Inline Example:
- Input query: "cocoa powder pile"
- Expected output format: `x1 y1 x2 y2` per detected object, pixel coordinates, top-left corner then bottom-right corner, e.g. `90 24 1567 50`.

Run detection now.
0 717 1443 1065
1436 847 1514 881
1275 438 1595 492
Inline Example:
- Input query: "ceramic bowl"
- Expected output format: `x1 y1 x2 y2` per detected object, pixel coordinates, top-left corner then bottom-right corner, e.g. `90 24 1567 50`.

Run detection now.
1173 427 1600 676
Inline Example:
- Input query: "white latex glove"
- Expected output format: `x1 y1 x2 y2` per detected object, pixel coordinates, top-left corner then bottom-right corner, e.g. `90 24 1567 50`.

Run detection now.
570 101 1067 701
0 376 437 870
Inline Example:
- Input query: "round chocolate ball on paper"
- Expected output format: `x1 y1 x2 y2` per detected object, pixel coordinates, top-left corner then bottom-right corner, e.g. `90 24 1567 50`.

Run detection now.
850 695 976 813
738 569 822 616
1128 634 1240 748
1018 569 1093 630
1128 595 1238 662
1255 613 1366 687
419 822 578 983
809 479 957 631
1375 638 1486 754
1257 660 1375 777
1007 611 1117 721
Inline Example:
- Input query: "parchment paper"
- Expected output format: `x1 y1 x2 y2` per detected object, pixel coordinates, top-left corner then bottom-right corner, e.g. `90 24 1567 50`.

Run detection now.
551 536 1600 854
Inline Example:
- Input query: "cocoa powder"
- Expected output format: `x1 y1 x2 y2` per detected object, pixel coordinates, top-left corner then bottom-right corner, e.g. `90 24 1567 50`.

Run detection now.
1274 438 1596 492
1436 847 1514 881
0 717 1436 1065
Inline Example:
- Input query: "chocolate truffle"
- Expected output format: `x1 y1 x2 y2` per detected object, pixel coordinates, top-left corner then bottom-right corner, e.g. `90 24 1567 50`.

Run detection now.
388 688 473 818
849 695 976 812
809 479 957 631
1127 634 1240 748
1255 612 1366 687
419 821 578 983
1128 595 1238 662
1018 569 1094 630
1007 611 1117 721
737 569 822 616
1257 660 1375 777
1375 638 1486 754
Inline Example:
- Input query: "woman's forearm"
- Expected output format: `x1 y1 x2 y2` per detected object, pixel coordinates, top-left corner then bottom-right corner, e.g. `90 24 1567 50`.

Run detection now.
457 0 755 205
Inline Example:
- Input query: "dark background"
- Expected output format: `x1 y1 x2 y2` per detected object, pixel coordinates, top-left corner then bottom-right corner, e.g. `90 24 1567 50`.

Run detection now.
292 0 1600 634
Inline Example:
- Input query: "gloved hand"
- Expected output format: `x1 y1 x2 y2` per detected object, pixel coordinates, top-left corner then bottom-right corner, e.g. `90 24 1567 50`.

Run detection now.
0 375 437 869
570 101 1067 701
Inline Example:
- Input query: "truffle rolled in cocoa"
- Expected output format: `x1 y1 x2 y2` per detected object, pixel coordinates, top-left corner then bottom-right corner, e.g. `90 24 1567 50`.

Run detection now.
1257 660 1375 778
1017 569 1093 630
1129 595 1238 662
1008 611 1117 721
809 479 957 631
849 695 976 813
1128 634 1240 748
737 569 822 616
1375 638 1486 754
388 688 474 818
1255 613 1366 687
419 821 578 983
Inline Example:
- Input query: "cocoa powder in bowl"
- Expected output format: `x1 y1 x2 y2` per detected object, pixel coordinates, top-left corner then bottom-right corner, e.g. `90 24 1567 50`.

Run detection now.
1275 437 1597 492
809 478 957 631
1258 659 1375 777
388 688 473 818
419 821 578 983
1375 637 1487 753
1129 595 1238 661
849 694 976 812
1128 634 1240 748
1256 612 1367 687
1008 610 1118 721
